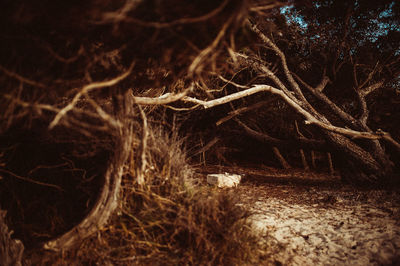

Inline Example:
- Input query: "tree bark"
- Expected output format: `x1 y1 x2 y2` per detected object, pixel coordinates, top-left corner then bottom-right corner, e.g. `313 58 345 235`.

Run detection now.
0 210 24 266
43 91 135 251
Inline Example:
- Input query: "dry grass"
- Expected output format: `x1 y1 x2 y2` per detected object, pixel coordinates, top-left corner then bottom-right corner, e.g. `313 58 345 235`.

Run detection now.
24 125 266 265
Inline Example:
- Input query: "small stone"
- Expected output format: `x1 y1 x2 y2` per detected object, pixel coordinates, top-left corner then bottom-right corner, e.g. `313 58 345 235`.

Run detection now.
207 173 241 188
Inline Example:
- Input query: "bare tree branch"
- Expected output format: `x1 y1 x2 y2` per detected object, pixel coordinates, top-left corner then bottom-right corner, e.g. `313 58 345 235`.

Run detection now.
358 81 384 98
0 64 46 88
246 20 310 106
49 62 135 129
216 100 273 126
235 118 326 149
188 15 233 76
292 72 364 129
100 0 229 28
183 83 400 152
183 83 271 108
133 89 191 105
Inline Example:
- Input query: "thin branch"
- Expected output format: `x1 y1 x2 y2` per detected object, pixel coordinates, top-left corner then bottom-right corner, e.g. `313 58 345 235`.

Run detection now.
246 20 308 105
42 42 84 64
236 118 327 151
249 3 286 13
188 15 233 76
0 64 46 88
3 94 115 134
272 146 291 169
358 80 384 98
49 62 135 129
352 62 359 88
0 169 63 191
358 81 384 125
102 0 144 27
190 137 219 157
216 100 273 126
101 0 229 28
358 61 380 89
217 74 249 89
234 52 302 106
84 94 121 129
293 73 364 129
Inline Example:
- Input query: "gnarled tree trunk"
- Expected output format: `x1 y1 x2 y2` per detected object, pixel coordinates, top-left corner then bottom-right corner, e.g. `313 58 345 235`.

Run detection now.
43 91 135 251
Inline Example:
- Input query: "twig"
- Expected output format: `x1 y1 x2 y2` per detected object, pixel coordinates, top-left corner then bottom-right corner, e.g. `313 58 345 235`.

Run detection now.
188 15 233 76
101 0 229 28
0 169 64 191
216 100 273 126
246 20 308 104
0 64 46 88
49 62 134 129
249 3 286 13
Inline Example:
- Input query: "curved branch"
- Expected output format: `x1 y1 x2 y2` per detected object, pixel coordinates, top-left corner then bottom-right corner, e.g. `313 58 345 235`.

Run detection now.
235 119 326 150
182 83 400 152
100 0 229 28
293 73 364 129
49 63 135 129
246 21 308 104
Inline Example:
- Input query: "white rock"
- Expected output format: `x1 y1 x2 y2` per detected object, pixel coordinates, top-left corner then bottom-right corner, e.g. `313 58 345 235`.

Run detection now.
207 172 241 188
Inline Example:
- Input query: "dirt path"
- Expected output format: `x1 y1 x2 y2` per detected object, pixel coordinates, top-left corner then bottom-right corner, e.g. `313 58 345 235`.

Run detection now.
201 165 400 265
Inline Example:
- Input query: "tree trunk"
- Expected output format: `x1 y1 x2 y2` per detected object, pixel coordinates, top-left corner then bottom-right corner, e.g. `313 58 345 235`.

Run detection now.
324 132 394 182
43 91 135 251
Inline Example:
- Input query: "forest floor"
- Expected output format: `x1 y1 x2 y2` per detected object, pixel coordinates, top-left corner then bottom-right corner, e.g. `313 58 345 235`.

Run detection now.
199 165 400 266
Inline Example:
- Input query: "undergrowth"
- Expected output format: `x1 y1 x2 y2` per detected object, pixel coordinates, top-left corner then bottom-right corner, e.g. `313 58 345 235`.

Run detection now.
28 126 267 265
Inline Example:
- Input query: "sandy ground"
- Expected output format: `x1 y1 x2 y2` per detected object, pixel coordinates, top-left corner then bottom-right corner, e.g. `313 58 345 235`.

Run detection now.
203 165 400 265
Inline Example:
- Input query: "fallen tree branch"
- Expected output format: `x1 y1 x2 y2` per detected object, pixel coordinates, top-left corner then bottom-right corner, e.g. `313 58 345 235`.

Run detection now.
182 83 400 151
357 81 384 125
292 74 395 165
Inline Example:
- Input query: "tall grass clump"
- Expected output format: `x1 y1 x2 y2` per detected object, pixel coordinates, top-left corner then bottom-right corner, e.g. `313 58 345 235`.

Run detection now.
36 125 266 265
